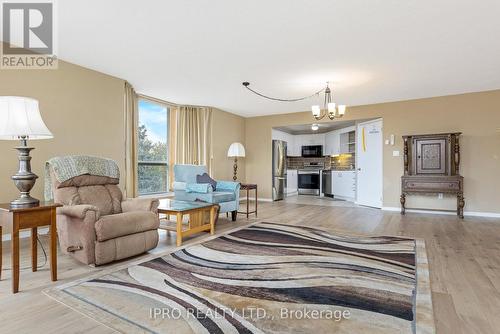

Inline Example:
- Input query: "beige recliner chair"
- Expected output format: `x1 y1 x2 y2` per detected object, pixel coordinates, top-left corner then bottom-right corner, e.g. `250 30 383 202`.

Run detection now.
51 172 160 266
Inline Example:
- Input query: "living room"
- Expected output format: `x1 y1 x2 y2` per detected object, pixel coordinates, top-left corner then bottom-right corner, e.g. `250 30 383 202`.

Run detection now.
1 1 500 334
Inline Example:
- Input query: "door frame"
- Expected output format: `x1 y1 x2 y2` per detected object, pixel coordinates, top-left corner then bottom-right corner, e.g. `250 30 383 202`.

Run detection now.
355 118 383 208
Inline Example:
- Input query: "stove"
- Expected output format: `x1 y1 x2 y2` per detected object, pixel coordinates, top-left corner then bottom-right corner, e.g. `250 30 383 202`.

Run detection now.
298 162 324 195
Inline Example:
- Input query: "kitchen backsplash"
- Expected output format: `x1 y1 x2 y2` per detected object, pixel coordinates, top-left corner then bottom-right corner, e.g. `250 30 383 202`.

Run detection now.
287 157 331 170
330 153 355 170
287 154 355 170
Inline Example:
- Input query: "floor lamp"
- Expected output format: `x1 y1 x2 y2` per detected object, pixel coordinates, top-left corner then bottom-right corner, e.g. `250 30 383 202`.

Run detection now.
227 142 245 181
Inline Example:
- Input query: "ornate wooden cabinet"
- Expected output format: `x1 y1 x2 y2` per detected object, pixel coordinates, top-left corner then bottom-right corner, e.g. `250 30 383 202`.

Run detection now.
401 132 464 218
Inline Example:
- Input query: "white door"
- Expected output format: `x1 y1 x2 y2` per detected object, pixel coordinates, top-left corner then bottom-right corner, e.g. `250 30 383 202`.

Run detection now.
356 119 383 208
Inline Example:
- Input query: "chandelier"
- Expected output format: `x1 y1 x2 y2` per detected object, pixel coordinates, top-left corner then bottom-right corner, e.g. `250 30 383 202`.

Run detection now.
242 81 346 120
311 83 346 121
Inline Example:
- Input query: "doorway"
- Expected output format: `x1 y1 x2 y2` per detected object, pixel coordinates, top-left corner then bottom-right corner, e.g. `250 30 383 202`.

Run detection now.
356 119 383 208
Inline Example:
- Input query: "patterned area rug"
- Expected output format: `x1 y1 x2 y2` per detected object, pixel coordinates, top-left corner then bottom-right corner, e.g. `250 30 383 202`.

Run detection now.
45 222 435 334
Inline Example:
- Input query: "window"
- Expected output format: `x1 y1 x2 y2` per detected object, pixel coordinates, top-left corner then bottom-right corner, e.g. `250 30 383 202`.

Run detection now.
137 98 169 195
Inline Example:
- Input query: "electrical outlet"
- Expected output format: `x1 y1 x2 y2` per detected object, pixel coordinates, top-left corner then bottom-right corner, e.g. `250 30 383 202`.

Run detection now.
438 193 443 199
392 150 400 157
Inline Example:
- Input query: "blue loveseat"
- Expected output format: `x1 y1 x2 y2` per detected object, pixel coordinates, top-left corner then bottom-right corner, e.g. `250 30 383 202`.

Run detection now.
173 164 240 221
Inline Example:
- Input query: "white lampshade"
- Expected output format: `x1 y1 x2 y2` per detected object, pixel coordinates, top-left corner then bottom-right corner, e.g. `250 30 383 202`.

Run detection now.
327 102 336 113
338 104 346 116
227 142 246 157
0 96 53 140
311 105 321 117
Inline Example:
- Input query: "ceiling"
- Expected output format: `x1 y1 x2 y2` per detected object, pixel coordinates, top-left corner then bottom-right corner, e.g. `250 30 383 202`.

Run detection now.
275 120 356 135
56 0 500 117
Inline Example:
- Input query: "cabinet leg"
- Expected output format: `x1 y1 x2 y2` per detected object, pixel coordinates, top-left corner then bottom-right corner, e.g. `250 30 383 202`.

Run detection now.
458 193 465 219
400 194 406 215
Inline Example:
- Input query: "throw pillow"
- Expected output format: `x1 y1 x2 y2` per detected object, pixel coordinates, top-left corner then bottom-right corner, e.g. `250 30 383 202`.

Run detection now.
196 172 217 191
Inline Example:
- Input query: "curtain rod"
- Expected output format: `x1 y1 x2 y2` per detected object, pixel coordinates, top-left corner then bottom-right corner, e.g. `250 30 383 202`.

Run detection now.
137 93 215 110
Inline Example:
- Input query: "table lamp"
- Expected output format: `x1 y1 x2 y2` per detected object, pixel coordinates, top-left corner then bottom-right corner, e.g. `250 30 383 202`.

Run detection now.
227 142 245 181
0 96 53 207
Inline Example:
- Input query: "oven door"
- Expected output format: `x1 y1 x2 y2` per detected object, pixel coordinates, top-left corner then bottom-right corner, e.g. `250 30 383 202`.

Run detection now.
298 172 320 195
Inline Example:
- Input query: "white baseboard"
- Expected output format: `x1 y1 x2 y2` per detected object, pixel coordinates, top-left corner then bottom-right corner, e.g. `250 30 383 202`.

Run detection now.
2 227 49 242
382 206 500 218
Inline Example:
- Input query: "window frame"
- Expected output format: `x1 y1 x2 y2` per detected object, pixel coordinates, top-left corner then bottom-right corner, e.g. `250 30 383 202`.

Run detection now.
136 95 171 197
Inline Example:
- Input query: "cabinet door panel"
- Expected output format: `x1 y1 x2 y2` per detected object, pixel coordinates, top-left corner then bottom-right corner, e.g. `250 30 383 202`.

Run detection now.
415 139 447 174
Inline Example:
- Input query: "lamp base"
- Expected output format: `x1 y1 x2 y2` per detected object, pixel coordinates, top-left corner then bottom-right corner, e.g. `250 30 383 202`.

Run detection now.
11 195 40 208
10 137 39 208
233 157 238 181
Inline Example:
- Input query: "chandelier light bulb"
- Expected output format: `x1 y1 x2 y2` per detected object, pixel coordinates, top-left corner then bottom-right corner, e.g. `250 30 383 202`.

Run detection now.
327 102 336 113
338 105 346 116
311 105 321 117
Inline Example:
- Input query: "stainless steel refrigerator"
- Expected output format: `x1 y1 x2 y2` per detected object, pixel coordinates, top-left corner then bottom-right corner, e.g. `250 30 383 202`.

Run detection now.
272 140 287 201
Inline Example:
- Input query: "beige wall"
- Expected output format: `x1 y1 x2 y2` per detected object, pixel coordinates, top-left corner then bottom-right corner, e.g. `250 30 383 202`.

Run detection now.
245 90 500 214
2 57 499 227
212 108 246 181
0 61 126 233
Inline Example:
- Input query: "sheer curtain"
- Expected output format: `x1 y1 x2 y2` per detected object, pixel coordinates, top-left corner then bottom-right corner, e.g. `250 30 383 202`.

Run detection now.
124 81 138 198
171 106 213 180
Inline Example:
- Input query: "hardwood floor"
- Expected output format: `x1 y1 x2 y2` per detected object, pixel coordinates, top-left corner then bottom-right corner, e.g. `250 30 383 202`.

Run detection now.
1 201 499 334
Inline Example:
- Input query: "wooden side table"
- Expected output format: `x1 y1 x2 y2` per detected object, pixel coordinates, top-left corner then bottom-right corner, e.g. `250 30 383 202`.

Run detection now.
0 202 61 293
238 183 258 219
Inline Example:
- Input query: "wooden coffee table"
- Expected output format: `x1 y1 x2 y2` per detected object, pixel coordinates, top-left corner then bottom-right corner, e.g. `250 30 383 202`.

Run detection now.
157 199 217 247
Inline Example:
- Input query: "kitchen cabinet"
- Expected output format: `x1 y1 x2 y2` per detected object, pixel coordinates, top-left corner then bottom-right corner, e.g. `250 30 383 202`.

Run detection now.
332 171 356 199
325 130 340 156
324 126 356 156
291 135 302 156
286 169 298 194
272 129 296 156
339 126 356 154
295 134 325 146
292 134 325 156
274 128 357 157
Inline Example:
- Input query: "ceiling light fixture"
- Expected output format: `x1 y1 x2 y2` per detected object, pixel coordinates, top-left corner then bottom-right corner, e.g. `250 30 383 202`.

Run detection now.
311 124 319 131
311 82 346 121
242 82 347 121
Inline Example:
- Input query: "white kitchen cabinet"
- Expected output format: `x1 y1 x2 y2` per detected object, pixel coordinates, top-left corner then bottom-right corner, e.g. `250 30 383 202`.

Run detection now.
286 169 298 194
332 171 356 199
325 130 340 156
338 126 356 154
272 129 296 156
292 135 302 156
311 133 325 146
292 134 325 155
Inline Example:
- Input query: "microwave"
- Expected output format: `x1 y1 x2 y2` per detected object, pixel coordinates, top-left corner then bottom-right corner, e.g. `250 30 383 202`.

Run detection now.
301 145 323 157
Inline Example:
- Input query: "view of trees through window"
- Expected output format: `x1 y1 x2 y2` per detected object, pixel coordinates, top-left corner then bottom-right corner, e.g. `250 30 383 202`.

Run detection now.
137 99 168 195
